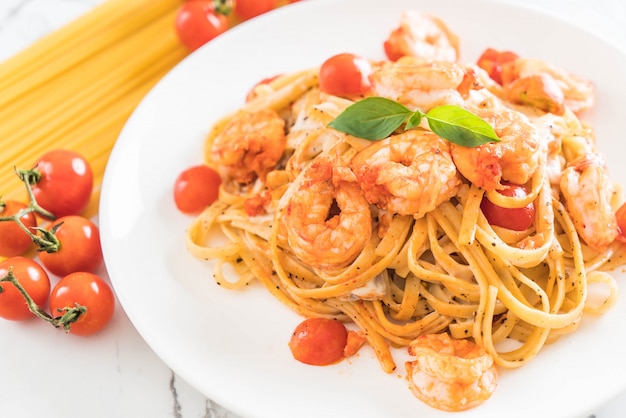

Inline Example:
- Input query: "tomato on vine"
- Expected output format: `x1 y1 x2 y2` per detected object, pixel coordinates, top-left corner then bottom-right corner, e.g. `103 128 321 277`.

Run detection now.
0 200 37 257
175 1 230 51
27 149 94 218
49 272 115 336
38 216 103 277
0 257 51 321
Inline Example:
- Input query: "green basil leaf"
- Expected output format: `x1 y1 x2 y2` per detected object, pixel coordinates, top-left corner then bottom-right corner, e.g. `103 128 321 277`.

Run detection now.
425 105 500 146
405 110 425 130
327 97 413 140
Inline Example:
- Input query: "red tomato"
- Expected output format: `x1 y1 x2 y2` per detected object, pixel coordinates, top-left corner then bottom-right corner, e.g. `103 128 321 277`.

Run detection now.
31 149 93 218
0 201 37 257
175 1 229 52
616 202 626 243
289 317 348 366
0 257 51 321
174 165 222 214
319 53 372 97
480 183 535 231
234 0 276 20
38 216 103 277
476 48 519 85
49 272 115 336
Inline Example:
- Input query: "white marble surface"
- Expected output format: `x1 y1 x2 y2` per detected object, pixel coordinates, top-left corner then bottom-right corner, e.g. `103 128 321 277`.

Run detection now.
0 0 625 417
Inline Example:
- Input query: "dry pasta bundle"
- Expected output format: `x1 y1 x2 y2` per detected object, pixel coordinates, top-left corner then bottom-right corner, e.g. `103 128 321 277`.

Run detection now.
0 0 189 217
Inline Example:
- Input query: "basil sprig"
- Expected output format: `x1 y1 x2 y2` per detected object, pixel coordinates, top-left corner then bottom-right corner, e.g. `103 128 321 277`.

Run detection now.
327 97 500 146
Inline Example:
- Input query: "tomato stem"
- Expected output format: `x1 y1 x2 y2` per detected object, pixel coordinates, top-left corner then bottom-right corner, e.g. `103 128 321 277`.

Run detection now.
0 168 61 252
15 167 57 219
0 268 87 331
213 0 234 16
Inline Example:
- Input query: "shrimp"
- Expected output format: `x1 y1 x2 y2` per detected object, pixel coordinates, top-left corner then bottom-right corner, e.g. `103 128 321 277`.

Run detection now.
370 58 477 111
210 109 286 184
383 10 460 62
283 157 372 270
405 333 498 412
450 103 541 190
350 129 461 218
502 58 594 114
560 152 618 251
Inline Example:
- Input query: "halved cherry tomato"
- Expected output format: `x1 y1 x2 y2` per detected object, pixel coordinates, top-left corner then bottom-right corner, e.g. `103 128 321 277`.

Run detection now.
616 202 626 243
174 164 222 214
0 257 51 321
476 48 519 85
480 182 535 231
175 1 229 52
289 317 348 366
0 201 37 257
31 149 93 218
319 53 372 97
49 272 115 336
234 0 276 20
38 216 103 277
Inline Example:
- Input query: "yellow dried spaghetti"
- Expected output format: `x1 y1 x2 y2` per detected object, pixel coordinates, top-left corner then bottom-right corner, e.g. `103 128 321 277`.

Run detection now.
0 0 189 218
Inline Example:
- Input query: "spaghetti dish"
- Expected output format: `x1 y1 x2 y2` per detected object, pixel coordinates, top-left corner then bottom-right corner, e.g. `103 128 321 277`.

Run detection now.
185 10 626 411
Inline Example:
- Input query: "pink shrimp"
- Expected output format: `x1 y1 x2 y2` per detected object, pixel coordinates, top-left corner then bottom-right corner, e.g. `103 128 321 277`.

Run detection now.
450 104 541 191
383 10 460 62
283 157 372 270
560 152 618 251
210 109 286 184
350 129 461 218
406 333 498 412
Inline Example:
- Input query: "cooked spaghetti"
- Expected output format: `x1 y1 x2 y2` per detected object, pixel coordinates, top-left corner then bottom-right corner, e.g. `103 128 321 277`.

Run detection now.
185 10 625 408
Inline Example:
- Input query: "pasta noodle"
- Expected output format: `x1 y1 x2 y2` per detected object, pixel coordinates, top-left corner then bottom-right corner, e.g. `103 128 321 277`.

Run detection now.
182 10 626 410
0 0 189 217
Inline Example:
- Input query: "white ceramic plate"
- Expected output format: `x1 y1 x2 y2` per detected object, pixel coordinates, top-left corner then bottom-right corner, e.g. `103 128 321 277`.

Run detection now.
99 1 626 417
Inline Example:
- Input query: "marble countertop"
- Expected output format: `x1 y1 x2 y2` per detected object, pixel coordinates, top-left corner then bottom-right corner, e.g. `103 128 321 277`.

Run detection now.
1 1 625 417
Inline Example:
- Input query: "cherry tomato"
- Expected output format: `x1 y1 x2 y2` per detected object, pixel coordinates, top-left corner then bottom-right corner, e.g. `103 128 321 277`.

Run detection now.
288 317 348 366
0 257 51 321
0 201 37 257
616 202 626 243
49 272 115 336
319 53 372 97
476 48 519 85
234 0 276 20
175 1 229 52
174 165 222 214
39 216 103 277
480 182 535 231
31 149 93 218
